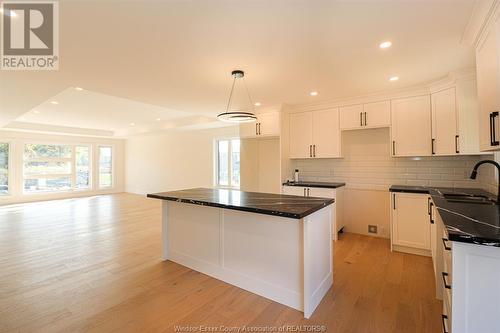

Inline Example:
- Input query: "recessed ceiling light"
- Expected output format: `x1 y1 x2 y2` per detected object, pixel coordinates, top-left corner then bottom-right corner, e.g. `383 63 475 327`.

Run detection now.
310 91 318 96
33 110 40 114
50 101 59 105
254 102 261 107
389 76 399 82
130 123 135 126
379 41 392 49
75 87 83 91
156 118 161 121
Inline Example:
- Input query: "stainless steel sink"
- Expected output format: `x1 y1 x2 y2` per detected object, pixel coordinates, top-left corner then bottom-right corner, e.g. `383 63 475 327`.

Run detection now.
443 193 497 205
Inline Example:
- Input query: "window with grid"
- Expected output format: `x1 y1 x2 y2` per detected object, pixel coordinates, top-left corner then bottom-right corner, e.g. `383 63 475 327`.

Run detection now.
23 143 91 193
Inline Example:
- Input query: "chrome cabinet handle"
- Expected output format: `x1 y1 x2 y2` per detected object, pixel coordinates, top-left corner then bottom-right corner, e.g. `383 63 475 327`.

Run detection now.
309 145 312 157
432 138 436 155
360 112 363 126
313 145 316 157
492 112 500 146
455 135 459 154
392 141 396 155
364 112 367 126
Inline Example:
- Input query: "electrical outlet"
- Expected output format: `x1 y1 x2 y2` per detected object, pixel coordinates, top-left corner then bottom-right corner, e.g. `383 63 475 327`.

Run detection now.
368 225 378 234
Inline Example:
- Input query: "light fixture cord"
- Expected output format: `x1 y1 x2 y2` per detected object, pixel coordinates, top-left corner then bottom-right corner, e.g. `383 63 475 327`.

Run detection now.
243 77 256 112
225 75 237 113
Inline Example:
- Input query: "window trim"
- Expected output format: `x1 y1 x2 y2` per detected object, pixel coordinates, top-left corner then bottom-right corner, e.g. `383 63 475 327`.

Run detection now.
98 145 114 189
22 142 93 194
214 138 240 189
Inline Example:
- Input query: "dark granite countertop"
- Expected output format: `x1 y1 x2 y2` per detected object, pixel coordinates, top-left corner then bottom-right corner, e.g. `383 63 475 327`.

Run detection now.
282 181 346 189
147 188 334 219
390 185 500 247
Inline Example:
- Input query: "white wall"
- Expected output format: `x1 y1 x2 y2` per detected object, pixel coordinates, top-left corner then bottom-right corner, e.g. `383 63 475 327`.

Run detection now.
125 126 239 195
0 130 125 205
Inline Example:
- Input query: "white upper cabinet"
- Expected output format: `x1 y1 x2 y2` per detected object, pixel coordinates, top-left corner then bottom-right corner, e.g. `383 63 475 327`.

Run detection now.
240 111 280 138
362 101 391 128
289 108 341 159
476 10 500 151
391 95 432 157
431 88 458 155
289 112 313 158
340 101 390 130
340 104 364 130
312 108 341 158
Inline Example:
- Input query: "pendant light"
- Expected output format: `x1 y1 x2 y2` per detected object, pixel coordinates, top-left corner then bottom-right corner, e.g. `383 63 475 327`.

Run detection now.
217 70 257 123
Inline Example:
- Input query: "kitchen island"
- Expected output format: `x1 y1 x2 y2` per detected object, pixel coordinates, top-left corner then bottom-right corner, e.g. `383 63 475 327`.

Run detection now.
147 188 335 318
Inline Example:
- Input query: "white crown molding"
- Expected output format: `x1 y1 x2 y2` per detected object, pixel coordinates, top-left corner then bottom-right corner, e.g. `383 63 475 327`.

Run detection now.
287 69 476 112
462 0 500 47
3 121 115 138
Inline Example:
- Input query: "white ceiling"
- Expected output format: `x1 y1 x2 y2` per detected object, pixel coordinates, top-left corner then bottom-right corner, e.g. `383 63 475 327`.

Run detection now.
0 0 476 136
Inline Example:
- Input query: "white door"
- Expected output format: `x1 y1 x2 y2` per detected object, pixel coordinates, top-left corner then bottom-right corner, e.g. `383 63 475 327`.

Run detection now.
258 112 280 136
289 112 313 158
340 104 363 130
432 88 458 155
391 95 432 156
363 101 390 128
282 186 306 196
391 193 431 250
476 17 500 151
312 108 341 158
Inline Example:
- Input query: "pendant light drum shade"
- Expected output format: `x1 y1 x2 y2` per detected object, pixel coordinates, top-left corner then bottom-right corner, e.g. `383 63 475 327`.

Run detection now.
217 70 258 123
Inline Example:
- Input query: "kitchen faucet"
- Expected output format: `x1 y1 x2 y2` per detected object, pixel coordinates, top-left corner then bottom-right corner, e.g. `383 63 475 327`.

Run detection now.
470 160 500 203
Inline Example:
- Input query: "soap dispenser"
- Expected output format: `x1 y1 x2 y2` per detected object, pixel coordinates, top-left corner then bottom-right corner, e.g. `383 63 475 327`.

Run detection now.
294 169 299 183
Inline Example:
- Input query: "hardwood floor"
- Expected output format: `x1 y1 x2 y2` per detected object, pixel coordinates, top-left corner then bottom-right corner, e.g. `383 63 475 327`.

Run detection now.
0 193 442 333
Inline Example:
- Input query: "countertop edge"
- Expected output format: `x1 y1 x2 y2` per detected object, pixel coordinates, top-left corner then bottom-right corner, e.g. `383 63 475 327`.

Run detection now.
282 182 346 189
147 193 335 219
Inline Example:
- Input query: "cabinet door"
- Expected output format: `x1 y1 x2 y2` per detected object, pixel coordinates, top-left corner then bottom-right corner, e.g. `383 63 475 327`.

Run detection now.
312 108 341 158
476 17 500 151
289 112 313 158
340 104 364 130
391 193 431 250
391 95 432 156
308 187 335 198
258 112 280 136
363 100 390 128
282 186 306 196
239 122 259 138
432 88 458 155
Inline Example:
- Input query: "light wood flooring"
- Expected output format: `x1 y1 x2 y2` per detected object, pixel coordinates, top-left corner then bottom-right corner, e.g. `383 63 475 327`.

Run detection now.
0 193 442 333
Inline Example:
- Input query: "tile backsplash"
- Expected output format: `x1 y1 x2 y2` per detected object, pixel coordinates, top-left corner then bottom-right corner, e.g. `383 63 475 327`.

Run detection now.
289 128 497 195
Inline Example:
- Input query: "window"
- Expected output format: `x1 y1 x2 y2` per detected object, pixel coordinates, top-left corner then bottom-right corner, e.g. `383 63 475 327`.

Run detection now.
76 146 91 189
99 146 113 188
0 143 9 195
216 139 240 188
23 143 92 193
24 144 73 193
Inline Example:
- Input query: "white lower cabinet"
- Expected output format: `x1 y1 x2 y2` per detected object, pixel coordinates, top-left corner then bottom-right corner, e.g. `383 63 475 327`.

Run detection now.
282 185 344 240
432 201 500 333
390 192 432 256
